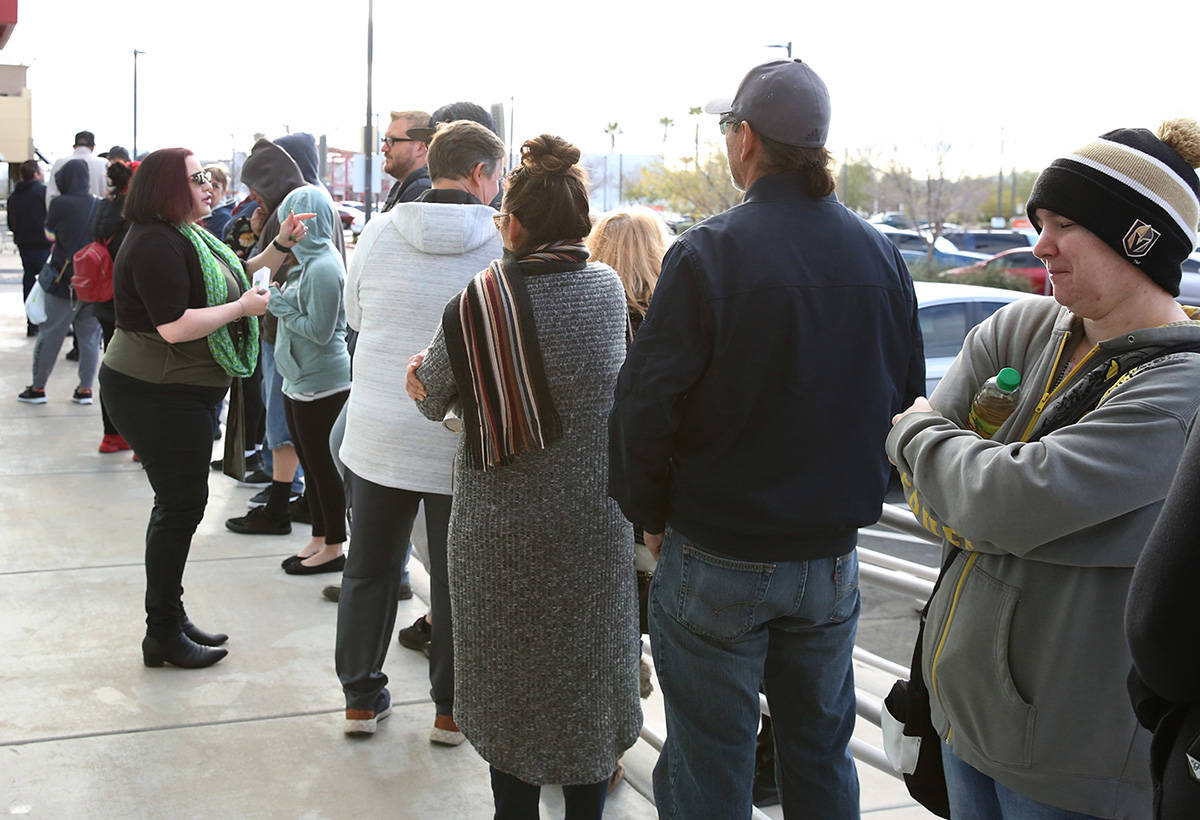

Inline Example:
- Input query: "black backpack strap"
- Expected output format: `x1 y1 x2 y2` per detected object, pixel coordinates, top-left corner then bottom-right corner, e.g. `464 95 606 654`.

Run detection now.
1030 341 1200 442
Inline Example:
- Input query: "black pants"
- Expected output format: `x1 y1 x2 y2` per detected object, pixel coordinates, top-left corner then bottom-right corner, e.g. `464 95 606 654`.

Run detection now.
92 300 118 435
19 246 50 334
283 392 348 544
98 365 226 639
489 767 607 820
335 471 452 713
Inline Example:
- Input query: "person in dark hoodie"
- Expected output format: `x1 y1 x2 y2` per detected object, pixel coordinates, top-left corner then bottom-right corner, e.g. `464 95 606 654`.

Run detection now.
8 160 51 337
18 158 103 405
225 135 345 538
91 159 137 453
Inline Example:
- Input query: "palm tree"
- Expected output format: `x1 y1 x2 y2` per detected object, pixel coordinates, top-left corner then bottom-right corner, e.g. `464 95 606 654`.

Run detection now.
689 106 703 166
604 122 622 153
659 116 675 144
602 123 622 209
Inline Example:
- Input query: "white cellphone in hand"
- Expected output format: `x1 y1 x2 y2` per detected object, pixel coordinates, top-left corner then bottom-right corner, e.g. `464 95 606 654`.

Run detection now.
253 267 270 292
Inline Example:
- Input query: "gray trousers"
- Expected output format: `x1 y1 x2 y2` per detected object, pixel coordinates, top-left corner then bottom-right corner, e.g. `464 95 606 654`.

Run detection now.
335 468 454 715
32 292 102 391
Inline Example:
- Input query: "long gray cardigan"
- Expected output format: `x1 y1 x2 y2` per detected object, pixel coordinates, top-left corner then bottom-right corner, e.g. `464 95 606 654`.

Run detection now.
415 261 642 784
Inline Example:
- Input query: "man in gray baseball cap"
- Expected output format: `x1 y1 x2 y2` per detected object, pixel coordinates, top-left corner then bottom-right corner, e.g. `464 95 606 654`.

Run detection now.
609 58 924 817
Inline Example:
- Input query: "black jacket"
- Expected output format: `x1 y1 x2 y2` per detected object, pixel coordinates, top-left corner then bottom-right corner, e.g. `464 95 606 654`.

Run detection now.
608 173 925 560
7 179 51 250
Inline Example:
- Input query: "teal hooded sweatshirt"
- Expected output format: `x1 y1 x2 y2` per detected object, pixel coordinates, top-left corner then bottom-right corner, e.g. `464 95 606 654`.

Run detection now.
266 186 350 395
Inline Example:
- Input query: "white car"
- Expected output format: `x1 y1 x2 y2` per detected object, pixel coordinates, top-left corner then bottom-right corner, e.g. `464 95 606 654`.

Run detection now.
1179 252 1200 307
914 281 1029 396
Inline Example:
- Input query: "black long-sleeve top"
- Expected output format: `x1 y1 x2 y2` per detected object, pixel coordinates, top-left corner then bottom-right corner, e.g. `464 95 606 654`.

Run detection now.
1127 424 1200 706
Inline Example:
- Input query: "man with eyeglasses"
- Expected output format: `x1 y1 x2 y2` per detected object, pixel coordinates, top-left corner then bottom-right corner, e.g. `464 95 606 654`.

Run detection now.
380 110 431 212
608 59 925 818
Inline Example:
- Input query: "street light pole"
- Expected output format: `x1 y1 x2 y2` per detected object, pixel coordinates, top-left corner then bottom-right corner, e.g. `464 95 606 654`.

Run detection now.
132 49 144 157
362 0 374 221
766 41 792 59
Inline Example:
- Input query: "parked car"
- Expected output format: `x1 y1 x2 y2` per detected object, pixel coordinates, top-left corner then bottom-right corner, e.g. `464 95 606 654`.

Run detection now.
1179 253 1200 307
943 230 1035 255
943 247 1047 293
336 202 365 236
914 280 1028 395
871 224 989 272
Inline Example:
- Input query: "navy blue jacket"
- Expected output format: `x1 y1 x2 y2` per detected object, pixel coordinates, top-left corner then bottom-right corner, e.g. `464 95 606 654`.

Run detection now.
608 173 925 560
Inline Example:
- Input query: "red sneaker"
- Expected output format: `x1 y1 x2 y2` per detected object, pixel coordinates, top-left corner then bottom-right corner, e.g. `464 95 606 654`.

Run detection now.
98 434 131 453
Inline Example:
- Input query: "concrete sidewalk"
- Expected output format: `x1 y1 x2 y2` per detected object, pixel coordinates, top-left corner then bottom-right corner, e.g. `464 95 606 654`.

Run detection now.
0 262 659 818
0 245 931 818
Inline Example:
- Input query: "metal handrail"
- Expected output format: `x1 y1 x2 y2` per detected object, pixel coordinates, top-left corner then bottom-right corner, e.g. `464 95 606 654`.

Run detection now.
878 502 937 541
858 547 940 582
859 562 935 599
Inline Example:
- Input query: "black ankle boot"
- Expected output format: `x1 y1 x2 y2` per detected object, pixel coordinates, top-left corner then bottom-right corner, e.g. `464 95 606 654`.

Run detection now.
142 633 228 668
181 617 228 647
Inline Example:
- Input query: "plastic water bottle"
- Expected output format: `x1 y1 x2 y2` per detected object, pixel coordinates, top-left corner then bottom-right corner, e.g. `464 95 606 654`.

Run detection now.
967 367 1021 439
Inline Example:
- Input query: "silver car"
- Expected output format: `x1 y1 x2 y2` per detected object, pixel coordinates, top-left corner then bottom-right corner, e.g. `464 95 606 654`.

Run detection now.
915 281 1028 396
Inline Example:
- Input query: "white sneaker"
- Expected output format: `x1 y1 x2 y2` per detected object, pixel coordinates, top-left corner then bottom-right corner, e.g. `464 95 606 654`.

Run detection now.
430 714 465 746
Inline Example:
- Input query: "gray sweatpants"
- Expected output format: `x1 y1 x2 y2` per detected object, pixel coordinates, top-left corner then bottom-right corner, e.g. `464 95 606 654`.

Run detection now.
32 291 102 391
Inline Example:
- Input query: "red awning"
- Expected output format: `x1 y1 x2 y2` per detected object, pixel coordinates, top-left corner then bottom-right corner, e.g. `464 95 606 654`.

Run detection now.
0 0 17 50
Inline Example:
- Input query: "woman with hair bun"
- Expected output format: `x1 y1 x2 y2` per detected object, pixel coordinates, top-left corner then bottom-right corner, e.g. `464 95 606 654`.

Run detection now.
407 134 641 817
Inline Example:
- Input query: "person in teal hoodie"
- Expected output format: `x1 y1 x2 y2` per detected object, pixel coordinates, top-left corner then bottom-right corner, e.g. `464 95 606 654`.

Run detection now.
268 184 351 575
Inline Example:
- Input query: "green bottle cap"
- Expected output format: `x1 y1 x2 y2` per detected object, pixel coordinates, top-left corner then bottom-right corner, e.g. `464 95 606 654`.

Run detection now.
997 367 1021 392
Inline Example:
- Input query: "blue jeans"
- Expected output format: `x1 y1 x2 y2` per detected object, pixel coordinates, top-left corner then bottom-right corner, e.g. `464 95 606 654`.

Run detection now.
259 340 303 496
941 744 1103 820
649 528 860 819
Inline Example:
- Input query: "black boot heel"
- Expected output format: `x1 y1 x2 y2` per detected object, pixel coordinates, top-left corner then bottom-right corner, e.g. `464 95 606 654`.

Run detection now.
142 634 228 669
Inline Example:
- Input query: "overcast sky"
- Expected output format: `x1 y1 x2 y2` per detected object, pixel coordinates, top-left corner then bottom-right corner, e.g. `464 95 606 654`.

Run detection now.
6 0 1195 180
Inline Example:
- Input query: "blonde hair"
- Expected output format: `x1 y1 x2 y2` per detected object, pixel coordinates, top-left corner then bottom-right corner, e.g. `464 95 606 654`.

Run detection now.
587 207 670 318
204 162 230 189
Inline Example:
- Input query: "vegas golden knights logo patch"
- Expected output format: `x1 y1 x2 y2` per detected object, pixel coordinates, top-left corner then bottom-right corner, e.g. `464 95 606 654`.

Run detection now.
1123 219 1160 258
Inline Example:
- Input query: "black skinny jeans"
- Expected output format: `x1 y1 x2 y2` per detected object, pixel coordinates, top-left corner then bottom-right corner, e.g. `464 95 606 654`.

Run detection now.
98 364 226 640
92 301 118 435
283 392 348 544
336 471 452 713
489 767 607 820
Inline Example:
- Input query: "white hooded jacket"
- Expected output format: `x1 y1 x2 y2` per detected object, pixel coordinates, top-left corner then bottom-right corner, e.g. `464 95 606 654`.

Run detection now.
341 199 501 493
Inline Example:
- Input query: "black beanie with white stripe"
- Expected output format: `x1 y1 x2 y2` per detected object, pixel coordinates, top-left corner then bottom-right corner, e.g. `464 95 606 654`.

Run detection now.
1026 119 1200 296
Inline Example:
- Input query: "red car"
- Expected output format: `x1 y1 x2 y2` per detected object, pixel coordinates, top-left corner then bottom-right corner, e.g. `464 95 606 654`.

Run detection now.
944 247 1048 294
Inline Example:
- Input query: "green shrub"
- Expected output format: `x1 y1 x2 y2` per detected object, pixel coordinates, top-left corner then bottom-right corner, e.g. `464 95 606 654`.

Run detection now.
941 268 1035 293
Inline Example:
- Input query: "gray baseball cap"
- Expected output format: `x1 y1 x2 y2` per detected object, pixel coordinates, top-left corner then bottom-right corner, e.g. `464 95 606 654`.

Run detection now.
704 59 831 148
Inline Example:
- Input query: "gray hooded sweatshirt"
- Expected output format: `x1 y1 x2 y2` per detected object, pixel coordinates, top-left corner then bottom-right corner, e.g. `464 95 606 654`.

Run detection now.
887 296 1200 819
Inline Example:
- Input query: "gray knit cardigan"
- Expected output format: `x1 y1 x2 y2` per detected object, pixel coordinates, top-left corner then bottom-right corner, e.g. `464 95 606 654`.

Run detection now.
415 261 642 784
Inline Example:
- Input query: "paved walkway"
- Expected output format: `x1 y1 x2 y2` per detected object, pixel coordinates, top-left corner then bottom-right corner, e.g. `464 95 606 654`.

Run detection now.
0 240 930 818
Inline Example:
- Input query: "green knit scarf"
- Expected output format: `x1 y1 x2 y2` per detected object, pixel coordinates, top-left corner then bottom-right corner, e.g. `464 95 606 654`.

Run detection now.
176 222 259 378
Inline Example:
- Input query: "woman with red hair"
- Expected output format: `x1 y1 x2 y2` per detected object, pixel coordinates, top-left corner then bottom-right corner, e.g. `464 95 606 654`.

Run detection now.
99 147 307 669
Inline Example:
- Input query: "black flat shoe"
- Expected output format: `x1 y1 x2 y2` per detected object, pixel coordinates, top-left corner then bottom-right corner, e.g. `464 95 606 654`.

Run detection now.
284 554 346 575
142 633 228 668
181 618 228 647
281 553 307 569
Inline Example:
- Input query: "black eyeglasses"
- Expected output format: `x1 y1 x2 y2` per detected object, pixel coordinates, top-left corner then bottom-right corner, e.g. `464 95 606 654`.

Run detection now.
381 136 417 147
718 115 741 136
189 169 213 185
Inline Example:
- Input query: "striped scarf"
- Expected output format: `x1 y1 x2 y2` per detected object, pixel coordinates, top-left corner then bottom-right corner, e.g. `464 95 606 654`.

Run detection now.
443 241 589 470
